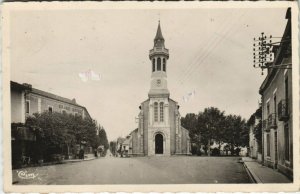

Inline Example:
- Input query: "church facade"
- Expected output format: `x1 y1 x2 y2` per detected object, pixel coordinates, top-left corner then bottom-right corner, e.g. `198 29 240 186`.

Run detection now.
129 23 191 156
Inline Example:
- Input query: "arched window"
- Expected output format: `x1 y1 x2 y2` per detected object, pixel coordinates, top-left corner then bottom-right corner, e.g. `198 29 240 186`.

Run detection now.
163 58 166 72
157 58 161 71
152 58 155 72
154 102 158 122
160 102 164 122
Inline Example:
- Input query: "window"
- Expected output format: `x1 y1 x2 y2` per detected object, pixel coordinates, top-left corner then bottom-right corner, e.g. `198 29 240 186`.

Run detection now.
285 76 289 111
38 98 41 113
62 110 67 114
25 100 30 114
267 101 270 116
274 94 277 115
157 58 161 71
59 104 63 109
154 102 158 122
160 102 164 122
163 58 166 72
152 59 155 72
48 106 53 113
284 123 290 161
266 133 270 157
274 131 278 161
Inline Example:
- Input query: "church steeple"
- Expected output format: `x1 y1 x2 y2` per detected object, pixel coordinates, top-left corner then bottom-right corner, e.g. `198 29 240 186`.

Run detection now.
148 21 170 98
154 21 165 48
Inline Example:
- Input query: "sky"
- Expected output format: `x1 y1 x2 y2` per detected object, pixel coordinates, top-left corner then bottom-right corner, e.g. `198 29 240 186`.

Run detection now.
10 7 288 141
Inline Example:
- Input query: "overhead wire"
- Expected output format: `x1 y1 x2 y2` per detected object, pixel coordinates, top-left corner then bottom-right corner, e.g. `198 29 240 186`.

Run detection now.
176 12 235 85
179 11 249 87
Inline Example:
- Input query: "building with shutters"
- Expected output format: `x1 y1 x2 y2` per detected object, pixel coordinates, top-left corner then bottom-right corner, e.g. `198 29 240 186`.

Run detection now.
259 8 293 180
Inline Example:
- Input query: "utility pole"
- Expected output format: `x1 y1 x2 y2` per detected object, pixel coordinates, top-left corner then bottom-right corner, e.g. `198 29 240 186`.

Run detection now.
253 32 273 75
253 32 291 75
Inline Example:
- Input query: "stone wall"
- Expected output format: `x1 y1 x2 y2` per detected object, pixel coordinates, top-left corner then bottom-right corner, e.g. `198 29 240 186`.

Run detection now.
142 100 149 155
168 99 176 154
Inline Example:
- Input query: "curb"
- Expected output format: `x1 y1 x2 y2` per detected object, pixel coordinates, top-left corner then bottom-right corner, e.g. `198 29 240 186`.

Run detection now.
62 157 97 164
243 162 262 183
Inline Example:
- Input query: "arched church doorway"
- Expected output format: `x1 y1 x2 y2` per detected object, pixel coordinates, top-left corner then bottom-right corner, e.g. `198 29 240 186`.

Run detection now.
155 133 163 154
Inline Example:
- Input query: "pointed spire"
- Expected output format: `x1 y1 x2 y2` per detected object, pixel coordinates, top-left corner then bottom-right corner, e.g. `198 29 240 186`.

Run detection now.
155 21 164 41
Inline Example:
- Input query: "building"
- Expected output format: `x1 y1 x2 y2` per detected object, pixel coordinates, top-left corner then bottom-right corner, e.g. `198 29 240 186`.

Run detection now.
116 137 126 157
129 22 191 156
11 81 92 167
11 81 91 122
248 107 262 162
259 8 292 179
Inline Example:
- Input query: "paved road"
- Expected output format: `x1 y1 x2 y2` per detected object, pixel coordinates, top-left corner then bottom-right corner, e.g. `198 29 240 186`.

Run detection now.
13 156 251 184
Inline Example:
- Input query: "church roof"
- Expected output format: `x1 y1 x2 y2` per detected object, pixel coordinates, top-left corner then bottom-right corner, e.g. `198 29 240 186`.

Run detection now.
117 137 126 144
154 22 164 41
129 128 138 135
169 98 177 103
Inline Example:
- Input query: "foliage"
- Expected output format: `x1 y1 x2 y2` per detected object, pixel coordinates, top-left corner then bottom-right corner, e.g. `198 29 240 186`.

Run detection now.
24 112 107 161
98 126 109 156
249 106 262 152
181 107 249 156
181 113 199 149
109 141 117 156
98 127 109 150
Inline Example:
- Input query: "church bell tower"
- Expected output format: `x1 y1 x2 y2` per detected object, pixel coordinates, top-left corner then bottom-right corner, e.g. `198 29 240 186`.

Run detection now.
148 21 170 98
146 21 171 156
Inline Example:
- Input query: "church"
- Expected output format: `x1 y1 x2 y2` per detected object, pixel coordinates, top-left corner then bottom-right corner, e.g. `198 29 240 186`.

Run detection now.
128 22 191 156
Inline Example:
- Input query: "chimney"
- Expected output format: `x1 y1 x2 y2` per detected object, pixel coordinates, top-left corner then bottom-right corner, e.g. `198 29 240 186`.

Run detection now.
22 83 32 89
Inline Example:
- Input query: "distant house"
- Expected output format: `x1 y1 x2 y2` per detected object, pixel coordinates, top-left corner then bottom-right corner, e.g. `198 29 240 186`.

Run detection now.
259 8 292 180
116 137 126 157
11 81 92 167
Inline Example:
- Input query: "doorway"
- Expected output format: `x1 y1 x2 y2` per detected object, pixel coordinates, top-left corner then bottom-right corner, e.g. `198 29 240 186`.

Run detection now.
155 134 163 154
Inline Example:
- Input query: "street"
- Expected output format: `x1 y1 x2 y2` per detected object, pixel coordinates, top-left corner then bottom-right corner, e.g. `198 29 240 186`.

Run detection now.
13 156 251 184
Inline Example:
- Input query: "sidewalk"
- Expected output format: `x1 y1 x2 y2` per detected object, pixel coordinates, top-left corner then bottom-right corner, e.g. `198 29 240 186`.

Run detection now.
242 157 291 183
62 153 97 163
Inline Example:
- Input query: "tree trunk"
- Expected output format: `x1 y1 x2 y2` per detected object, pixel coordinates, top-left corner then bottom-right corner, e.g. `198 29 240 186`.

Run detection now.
67 144 70 159
204 145 208 155
231 144 235 156
208 139 211 157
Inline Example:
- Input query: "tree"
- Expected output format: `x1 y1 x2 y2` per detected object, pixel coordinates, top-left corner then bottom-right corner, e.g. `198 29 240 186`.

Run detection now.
25 112 102 162
223 115 248 155
98 126 109 156
181 113 199 155
198 107 225 156
182 107 249 156
109 141 117 156
247 107 262 152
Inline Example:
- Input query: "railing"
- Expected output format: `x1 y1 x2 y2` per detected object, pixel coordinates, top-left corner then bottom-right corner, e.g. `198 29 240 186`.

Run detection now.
267 113 277 130
149 47 169 57
262 119 267 130
278 99 289 121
